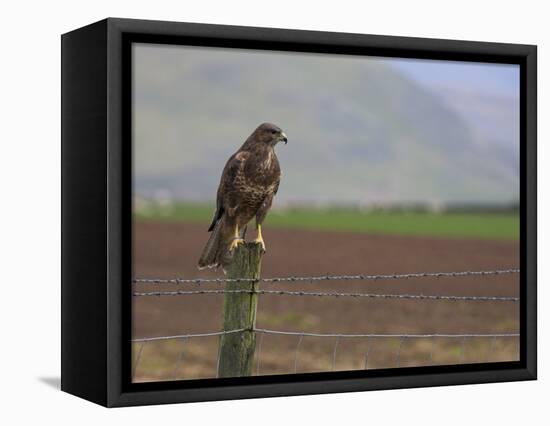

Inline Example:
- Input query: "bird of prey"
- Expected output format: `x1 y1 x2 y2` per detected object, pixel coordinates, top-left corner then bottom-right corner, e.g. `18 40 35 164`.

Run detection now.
198 122 287 271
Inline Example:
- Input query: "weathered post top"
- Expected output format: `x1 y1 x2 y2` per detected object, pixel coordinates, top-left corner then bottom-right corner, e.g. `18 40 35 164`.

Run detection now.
225 242 264 281
217 242 264 377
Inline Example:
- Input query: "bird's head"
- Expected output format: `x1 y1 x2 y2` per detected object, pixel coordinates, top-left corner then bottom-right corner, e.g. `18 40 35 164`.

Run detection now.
254 122 288 147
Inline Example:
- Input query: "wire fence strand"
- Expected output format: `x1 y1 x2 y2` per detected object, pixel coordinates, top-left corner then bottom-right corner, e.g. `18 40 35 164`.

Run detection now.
132 288 519 302
252 328 519 339
132 267 520 379
131 328 247 343
133 268 519 285
132 328 519 343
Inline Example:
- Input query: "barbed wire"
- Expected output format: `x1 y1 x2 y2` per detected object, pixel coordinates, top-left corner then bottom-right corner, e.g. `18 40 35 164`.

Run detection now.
133 268 519 285
131 268 521 379
132 288 519 302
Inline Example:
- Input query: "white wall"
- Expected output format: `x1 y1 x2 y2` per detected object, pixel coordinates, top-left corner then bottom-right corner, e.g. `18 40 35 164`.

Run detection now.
1 0 545 424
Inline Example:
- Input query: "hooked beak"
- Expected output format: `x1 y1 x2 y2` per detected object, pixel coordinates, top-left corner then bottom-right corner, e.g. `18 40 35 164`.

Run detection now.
280 132 288 144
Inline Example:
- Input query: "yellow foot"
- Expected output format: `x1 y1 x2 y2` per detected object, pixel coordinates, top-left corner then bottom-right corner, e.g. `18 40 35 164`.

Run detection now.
254 237 266 252
228 238 245 252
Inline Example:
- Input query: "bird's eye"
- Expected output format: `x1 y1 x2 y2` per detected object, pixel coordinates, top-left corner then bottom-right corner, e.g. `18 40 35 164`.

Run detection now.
271 129 278 134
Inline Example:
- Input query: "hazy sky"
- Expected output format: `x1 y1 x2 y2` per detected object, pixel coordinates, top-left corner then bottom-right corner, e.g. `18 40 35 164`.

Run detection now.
390 58 519 99
133 43 519 205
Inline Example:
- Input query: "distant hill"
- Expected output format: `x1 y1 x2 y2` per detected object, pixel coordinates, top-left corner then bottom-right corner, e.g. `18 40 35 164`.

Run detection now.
133 44 519 205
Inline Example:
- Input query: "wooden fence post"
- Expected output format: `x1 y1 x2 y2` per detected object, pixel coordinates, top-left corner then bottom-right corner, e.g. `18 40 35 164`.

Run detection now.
217 242 264 377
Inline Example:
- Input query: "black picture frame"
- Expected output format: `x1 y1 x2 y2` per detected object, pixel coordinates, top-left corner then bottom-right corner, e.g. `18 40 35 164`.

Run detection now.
61 17 537 407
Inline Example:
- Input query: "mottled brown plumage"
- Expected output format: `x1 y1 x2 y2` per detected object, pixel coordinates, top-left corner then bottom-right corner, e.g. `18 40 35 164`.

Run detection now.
198 123 287 271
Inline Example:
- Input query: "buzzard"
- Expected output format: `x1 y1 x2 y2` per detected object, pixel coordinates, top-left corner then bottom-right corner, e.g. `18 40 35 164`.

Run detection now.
198 122 287 271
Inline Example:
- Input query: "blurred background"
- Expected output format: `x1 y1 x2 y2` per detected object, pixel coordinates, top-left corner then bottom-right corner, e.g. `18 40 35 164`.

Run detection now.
131 43 520 382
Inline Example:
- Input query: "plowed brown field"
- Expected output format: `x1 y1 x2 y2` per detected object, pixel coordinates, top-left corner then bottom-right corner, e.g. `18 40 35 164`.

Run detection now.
132 222 519 382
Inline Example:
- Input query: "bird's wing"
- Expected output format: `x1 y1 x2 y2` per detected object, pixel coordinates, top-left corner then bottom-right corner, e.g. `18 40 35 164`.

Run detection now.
207 150 249 232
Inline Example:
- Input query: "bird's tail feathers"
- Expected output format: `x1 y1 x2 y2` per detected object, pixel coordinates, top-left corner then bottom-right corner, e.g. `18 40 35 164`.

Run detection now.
198 217 250 272
197 219 223 270
197 217 238 272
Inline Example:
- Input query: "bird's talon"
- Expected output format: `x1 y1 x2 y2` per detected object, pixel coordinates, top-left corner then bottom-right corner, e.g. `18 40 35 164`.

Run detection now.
229 238 245 251
254 238 266 252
